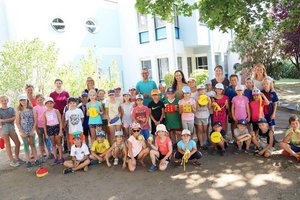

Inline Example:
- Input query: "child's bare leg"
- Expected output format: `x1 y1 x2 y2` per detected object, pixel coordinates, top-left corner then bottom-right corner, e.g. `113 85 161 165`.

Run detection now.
203 124 208 144
50 136 57 159
73 159 90 171
150 149 159 166
63 160 74 168
122 149 127 169
128 158 136 172
3 134 13 161
264 152 271 158
108 126 115 145
90 127 96 143
90 152 101 161
10 133 21 160
170 130 176 144
245 138 251 150
218 141 225 151
279 142 299 158
55 135 63 159
137 148 150 167
237 141 242 150
106 150 112 167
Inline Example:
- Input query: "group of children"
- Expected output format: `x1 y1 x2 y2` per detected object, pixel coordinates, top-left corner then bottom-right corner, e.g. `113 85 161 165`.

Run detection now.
0 72 300 173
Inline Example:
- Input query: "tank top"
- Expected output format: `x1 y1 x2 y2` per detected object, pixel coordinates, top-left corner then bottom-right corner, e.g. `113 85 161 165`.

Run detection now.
45 109 59 126
88 101 102 125
258 129 274 147
19 109 34 135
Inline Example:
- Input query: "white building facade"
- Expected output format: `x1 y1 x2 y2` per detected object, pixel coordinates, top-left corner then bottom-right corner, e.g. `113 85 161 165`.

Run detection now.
0 0 240 90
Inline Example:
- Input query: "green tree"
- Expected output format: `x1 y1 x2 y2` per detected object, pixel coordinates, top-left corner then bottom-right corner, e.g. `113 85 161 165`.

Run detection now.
190 69 208 85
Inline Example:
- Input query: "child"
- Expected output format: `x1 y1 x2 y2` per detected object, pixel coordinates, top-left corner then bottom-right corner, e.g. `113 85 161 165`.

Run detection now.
174 129 202 166
34 94 51 160
163 87 182 146
0 95 22 167
251 118 274 158
158 82 167 101
106 89 122 144
279 115 300 161
210 121 228 156
231 85 250 127
244 77 254 101
250 89 270 133
212 83 229 132
65 97 85 144
195 84 211 149
225 74 238 137
44 97 64 165
261 78 279 132
97 89 109 138
132 94 150 140
148 124 172 172
148 89 165 135
114 86 123 104
79 93 90 145
187 77 198 100
233 119 252 154
63 135 90 174
179 86 196 134
15 94 40 168
120 92 134 139
106 130 127 169
127 122 150 172
205 80 216 132
129 86 137 102
89 130 110 164
87 89 103 143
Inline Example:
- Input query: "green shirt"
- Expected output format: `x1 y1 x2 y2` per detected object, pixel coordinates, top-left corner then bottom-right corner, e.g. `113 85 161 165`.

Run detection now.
285 128 300 147
163 98 182 129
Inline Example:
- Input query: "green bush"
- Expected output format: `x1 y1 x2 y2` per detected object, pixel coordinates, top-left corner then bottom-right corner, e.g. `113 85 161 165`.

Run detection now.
190 69 209 85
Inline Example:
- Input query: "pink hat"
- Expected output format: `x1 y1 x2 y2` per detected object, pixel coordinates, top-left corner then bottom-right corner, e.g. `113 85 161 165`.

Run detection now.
131 122 141 130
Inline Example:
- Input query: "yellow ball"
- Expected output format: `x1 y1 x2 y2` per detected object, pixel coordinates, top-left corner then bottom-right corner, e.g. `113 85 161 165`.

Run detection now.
138 135 144 141
148 136 153 141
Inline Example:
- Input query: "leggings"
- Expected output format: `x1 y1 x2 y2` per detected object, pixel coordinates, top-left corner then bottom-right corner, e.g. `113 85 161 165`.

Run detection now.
23 135 37 153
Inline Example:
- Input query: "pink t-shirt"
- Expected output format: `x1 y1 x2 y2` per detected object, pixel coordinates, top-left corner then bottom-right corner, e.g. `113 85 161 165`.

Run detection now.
179 98 196 121
250 101 265 122
45 109 59 126
34 105 47 128
128 135 143 158
155 136 171 156
132 105 150 129
50 91 69 115
232 96 249 120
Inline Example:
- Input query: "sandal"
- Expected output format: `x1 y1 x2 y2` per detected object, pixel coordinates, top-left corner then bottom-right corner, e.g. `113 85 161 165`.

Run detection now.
192 160 201 166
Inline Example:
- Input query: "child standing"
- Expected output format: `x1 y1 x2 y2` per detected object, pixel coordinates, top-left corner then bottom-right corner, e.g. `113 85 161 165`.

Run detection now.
44 97 63 165
148 89 165 135
158 82 167 101
225 74 238 137
261 78 279 132
97 89 109 138
106 89 122 144
233 119 252 154
231 85 250 127
79 93 90 145
89 130 110 164
244 78 254 101
114 86 123 104
87 89 103 143
132 94 150 140
120 92 134 139
187 77 198 100
106 130 127 168
129 86 137 103
179 86 196 134
0 95 22 167
15 94 40 168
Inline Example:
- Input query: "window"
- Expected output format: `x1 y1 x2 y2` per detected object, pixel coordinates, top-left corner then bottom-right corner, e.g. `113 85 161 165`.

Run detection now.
224 54 228 78
187 57 192 75
141 60 152 79
215 54 220 65
51 18 65 32
177 57 182 71
154 16 167 40
157 58 169 81
174 5 180 39
195 56 208 70
138 13 149 44
86 19 98 33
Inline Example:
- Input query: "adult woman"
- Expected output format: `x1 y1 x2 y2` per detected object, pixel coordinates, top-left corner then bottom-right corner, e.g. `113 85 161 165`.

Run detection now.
25 84 37 107
252 63 273 91
84 77 98 94
172 70 187 99
49 79 69 116
211 65 229 89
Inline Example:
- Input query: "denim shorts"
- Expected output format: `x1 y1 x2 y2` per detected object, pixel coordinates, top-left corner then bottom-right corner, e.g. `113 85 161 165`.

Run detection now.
0 124 15 134
290 143 300 152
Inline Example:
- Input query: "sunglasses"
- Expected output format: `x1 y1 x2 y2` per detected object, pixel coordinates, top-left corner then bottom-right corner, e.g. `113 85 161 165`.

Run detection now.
132 129 140 133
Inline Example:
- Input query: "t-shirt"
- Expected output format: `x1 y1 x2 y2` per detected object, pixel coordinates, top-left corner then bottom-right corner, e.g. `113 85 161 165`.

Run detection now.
285 128 300 147
155 136 171 156
65 108 84 134
148 100 165 121
78 104 89 129
132 105 150 129
225 85 237 103
115 95 123 104
120 102 135 124
178 98 196 121
70 143 90 161
105 100 120 119
0 107 15 126
163 98 181 129
91 139 110 154
234 128 249 137
244 89 253 101
250 100 266 122
136 80 158 106
50 91 69 115
261 90 279 115
232 96 249 120
34 105 47 128
177 140 196 151
128 135 143 157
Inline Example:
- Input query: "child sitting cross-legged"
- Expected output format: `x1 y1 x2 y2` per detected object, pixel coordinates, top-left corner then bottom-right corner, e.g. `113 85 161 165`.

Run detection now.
210 121 229 156
233 119 252 154
89 130 110 165
106 131 127 169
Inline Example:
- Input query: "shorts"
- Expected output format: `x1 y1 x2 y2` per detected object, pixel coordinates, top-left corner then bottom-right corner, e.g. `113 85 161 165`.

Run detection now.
174 151 202 160
265 114 276 126
0 124 15 134
181 120 194 134
290 144 300 152
46 124 60 136
194 117 209 126
102 119 108 126
252 122 259 132
167 128 182 132
89 124 101 129
68 133 85 144
83 127 90 137
158 153 171 162
258 140 273 154
37 128 46 147
140 129 150 140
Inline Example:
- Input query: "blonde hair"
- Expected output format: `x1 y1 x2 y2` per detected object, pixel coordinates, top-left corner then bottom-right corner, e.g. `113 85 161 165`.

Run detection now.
35 93 44 100
253 63 267 79
88 89 97 96
0 95 8 102
17 99 33 111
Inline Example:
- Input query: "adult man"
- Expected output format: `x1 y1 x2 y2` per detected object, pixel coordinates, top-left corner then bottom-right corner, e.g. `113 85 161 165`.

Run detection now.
136 68 157 106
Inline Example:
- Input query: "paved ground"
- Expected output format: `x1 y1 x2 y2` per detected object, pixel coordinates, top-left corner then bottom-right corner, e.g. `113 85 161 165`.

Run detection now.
0 110 299 200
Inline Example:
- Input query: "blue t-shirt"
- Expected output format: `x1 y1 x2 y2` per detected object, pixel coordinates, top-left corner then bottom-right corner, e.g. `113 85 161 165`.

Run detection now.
136 80 158 106
177 140 196 151
244 89 253 101
224 85 237 103
261 90 279 115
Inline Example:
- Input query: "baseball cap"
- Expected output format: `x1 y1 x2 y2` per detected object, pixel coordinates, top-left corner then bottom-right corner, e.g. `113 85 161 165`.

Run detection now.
136 94 144 100
151 89 159 96
131 122 141 130
96 130 106 137
181 129 191 135
212 121 222 127
166 87 175 94
114 85 121 90
68 97 77 103
182 86 191 93
129 86 136 90
155 124 168 135
215 83 224 90
235 85 244 91
44 97 54 104
115 131 124 137
237 119 247 126
197 84 206 90
108 89 115 95
205 80 212 85
257 118 268 124
73 135 82 140
81 93 88 97
187 77 196 82
18 94 28 100
252 88 261 95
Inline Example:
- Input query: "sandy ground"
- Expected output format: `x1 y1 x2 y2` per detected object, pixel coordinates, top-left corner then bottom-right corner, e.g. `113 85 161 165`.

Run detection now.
0 110 299 200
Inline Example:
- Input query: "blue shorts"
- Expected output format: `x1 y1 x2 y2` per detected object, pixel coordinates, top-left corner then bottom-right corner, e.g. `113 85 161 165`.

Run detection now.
140 129 150 140
290 144 300 152
265 114 276 126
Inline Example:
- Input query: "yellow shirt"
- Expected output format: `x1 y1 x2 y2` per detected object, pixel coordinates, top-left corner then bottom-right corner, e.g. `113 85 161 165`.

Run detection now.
285 128 300 147
91 139 110 153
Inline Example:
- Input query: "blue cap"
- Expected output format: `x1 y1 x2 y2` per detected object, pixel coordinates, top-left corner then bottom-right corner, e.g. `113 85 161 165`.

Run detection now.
166 87 175 94
108 89 115 95
81 92 88 97
212 121 222 127
96 130 106 137
257 118 267 123
73 135 81 140
237 119 247 125
182 86 191 93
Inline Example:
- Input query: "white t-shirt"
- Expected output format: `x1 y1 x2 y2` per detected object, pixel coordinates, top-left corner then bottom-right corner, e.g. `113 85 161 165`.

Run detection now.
120 102 134 124
105 101 120 119
128 135 143 158
65 108 84 134
70 143 90 161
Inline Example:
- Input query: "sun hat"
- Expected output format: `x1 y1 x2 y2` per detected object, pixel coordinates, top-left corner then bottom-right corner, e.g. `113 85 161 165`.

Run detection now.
197 84 206 90
136 94 144 100
151 89 159 96
252 88 261 95
131 122 141 130
181 129 191 135
155 124 168 135
36 167 48 178
44 97 54 104
114 85 122 90
187 77 196 82
18 94 28 100
215 83 224 90
210 132 222 143
237 119 247 126
182 86 191 93
123 92 131 96
115 131 124 137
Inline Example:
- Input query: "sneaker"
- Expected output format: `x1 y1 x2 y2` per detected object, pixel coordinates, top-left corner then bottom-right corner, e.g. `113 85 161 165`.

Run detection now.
48 154 54 159
10 160 20 167
113 158 119 166
34 160 41 166
63 168 74 174
83 166 88 172
148 164 158 172
221 150 228 156
51 158 58 166
58 158 65 165
16 158 25 164
244 150 250 154
26 161 33 169
234 149 241 155
229 139 235 144
90 159 98 165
